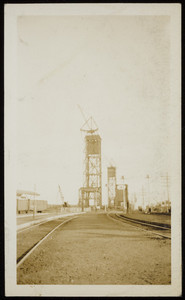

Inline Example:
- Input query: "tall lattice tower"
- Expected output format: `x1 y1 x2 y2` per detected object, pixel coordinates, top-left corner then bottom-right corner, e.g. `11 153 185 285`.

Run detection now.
107 166 116 208
78 113 102 209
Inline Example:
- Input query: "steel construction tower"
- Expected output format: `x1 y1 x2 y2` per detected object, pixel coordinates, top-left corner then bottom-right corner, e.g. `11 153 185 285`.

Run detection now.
78 114 102 209
107 166 116 208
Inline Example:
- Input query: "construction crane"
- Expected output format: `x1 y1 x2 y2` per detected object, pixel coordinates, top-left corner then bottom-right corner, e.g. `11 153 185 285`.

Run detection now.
77 104 98 134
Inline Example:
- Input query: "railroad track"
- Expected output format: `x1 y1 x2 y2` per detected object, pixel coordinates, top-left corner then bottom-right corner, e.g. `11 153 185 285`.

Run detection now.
17 215 78 269
107 213 171 239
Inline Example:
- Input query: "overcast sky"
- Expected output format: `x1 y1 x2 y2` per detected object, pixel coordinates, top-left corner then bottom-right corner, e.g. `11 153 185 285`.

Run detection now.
16 15 174 206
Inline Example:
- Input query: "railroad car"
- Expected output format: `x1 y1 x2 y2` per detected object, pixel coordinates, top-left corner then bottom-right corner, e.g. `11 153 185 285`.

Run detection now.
17 198 48 214
30 199 48 213
17 198 29 213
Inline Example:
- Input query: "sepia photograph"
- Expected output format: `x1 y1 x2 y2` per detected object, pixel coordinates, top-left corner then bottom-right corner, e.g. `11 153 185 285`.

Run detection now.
5 3 181 297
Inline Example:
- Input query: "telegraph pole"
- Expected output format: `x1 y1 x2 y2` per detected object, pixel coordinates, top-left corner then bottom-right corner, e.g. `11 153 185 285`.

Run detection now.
121 176 125 212
161 173 170 213
166 173 170 202
146 175 150 212
142 185 145 211
33 184 36 219
81 190 84 212
164 173 170 213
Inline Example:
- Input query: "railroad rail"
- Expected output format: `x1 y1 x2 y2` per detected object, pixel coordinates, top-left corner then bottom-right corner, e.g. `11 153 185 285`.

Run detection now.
107 213 171 239
17 215 78 268
17 212 84 232
117 214 171 229
17 218 57 234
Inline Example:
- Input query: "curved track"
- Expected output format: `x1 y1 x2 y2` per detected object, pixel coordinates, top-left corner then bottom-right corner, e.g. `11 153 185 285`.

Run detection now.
107 213 171 239
17 216 78 269
17 218 57 234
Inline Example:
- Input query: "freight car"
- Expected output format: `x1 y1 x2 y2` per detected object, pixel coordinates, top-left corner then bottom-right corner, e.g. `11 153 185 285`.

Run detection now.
17 198 48 214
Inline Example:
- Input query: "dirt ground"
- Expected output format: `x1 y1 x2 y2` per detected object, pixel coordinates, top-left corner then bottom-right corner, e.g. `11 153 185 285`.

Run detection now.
17 212 58 226
123 212 171 225
17 218 66 260
17 213 171 285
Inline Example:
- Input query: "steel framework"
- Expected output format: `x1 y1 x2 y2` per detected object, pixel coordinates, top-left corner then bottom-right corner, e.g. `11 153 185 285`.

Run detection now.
107 166 116 208
78 115 102 209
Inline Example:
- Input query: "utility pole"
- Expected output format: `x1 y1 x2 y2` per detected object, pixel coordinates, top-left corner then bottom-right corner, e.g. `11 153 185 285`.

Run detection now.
134 192 137 211
142 185 145 211
121 176 125 212
160 173 170 213
33 184 36 220
162 173 170 202
81 190 84 212
166 173 170 213
146 175 150 212
125 184 129 214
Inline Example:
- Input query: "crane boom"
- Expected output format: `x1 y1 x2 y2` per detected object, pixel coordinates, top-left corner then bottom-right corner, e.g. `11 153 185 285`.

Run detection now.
77 104 98 133
77 104 88 123
58 185 64 205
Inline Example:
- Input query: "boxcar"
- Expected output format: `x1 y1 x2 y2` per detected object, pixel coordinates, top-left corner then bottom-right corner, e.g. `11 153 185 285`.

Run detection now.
17 199 48 214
